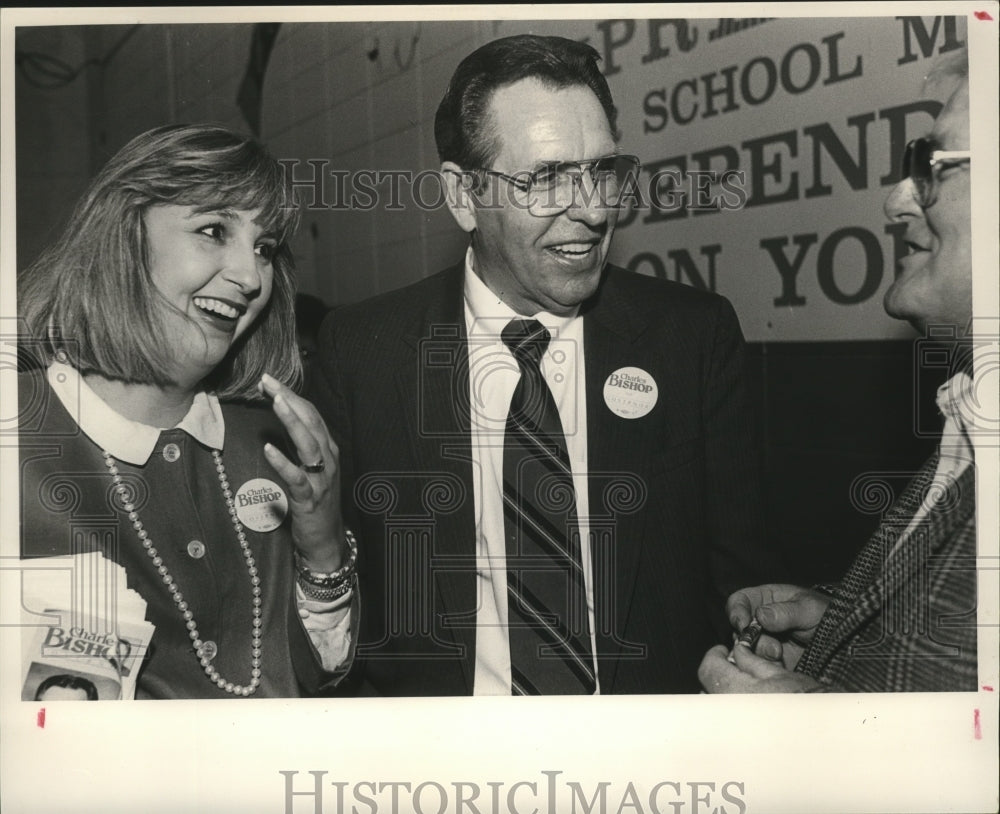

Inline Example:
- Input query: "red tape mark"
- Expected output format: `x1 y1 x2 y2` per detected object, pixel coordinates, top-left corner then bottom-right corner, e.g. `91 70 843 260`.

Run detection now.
974 10 993 20
983 685 995 692
973 708 981 739
37 708 46 728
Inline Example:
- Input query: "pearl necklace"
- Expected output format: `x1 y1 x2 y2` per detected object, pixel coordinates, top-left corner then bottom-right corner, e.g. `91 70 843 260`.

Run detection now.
102 448 263 696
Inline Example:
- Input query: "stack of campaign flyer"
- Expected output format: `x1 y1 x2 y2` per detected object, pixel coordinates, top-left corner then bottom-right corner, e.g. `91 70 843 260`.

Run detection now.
20 552 154 701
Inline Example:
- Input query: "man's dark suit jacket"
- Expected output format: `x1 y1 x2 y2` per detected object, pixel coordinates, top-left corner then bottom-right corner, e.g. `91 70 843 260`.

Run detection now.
312 263 780 695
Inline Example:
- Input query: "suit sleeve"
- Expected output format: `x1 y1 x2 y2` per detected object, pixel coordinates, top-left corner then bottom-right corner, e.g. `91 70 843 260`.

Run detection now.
303 310 367 694
309 310 360 530
701 298 786 601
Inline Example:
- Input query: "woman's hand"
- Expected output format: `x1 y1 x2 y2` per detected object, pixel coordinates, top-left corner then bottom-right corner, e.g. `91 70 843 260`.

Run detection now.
259 373 346 571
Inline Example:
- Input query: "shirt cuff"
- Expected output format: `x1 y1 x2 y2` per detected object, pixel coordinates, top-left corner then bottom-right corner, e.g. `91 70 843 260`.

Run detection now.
296 584 353 671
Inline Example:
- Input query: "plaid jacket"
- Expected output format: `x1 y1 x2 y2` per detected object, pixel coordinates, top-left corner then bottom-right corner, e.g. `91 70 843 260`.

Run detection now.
796 453 977 692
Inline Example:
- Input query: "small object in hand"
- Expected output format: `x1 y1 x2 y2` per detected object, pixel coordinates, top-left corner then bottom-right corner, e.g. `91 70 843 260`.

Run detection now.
302 459 325 473
737 619 763 650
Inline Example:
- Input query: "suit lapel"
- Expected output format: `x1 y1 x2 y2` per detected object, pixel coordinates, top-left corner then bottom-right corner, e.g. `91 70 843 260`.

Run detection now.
583 271 654 690
819 455 976 659
396 265 478 692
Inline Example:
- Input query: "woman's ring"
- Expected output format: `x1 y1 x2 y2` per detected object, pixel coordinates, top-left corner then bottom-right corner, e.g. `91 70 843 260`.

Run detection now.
303 459 325 473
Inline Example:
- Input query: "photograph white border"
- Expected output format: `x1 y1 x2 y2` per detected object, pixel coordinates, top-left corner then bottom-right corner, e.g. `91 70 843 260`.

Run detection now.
1 4 997 813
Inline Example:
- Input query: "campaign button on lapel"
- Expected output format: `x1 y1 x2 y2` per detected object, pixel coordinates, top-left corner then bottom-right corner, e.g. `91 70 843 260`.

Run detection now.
603 366 659 419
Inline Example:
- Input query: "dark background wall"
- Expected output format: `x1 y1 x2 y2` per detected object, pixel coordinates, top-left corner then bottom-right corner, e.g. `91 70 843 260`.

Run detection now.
13 20 953 586
747 340 943 583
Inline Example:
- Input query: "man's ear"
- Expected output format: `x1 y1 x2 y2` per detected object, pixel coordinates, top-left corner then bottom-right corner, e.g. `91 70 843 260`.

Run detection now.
440 162 478 234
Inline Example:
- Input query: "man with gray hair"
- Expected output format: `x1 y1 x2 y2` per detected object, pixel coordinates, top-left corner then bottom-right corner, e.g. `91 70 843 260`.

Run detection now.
699 49 981 693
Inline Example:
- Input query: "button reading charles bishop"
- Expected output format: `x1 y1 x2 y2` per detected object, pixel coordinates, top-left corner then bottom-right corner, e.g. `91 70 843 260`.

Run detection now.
234 478 289 533
603 366 659 419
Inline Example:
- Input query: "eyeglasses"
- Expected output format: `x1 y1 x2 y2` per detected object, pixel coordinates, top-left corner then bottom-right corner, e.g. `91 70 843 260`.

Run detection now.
468 154 641 212
901 137 970 207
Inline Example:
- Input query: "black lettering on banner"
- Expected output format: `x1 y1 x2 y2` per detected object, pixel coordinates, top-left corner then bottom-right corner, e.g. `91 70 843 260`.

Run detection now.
803 113 875 198
691 145 744 215
896 16 966 65
741 130 799 207
761 234 817 307
701 65 739 118
708 18 773 43
878 100 943 185
627 248 720 292
780 42 822 94
595 19 635 76
670 246 720 291
740 55 778 106
822 31 863 85
628 252 668 281
641 19 699 64
636 100 946 218
635 27 865 131
672 77 701 124
642 88 668 133
816 226 884 305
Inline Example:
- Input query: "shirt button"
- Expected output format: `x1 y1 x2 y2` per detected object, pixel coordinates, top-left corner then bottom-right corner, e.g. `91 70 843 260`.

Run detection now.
162 443 181 462
201 640 218 661
186 540 206 559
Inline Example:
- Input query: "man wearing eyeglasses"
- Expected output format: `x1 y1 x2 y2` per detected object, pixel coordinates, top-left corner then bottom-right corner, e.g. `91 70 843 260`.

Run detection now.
314 34 780 696
699 49 979 693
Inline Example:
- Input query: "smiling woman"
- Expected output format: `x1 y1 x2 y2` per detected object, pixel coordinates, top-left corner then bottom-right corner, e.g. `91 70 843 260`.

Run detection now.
17 124 356 699
143 204 277 394
20 124 300 401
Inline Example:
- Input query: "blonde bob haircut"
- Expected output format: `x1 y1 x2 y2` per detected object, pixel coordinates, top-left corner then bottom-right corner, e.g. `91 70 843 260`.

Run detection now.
19 123 302 400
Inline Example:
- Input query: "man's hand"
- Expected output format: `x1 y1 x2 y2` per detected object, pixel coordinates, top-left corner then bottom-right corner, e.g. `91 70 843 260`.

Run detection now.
726 584 830 670
698 642 824 693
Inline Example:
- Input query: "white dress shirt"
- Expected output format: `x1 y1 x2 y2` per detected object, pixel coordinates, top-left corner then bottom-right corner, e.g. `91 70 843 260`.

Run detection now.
462 249 600 694
895 370 982 553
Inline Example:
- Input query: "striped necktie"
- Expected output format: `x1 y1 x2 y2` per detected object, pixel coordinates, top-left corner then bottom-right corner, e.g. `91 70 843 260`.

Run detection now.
501 318 595 695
